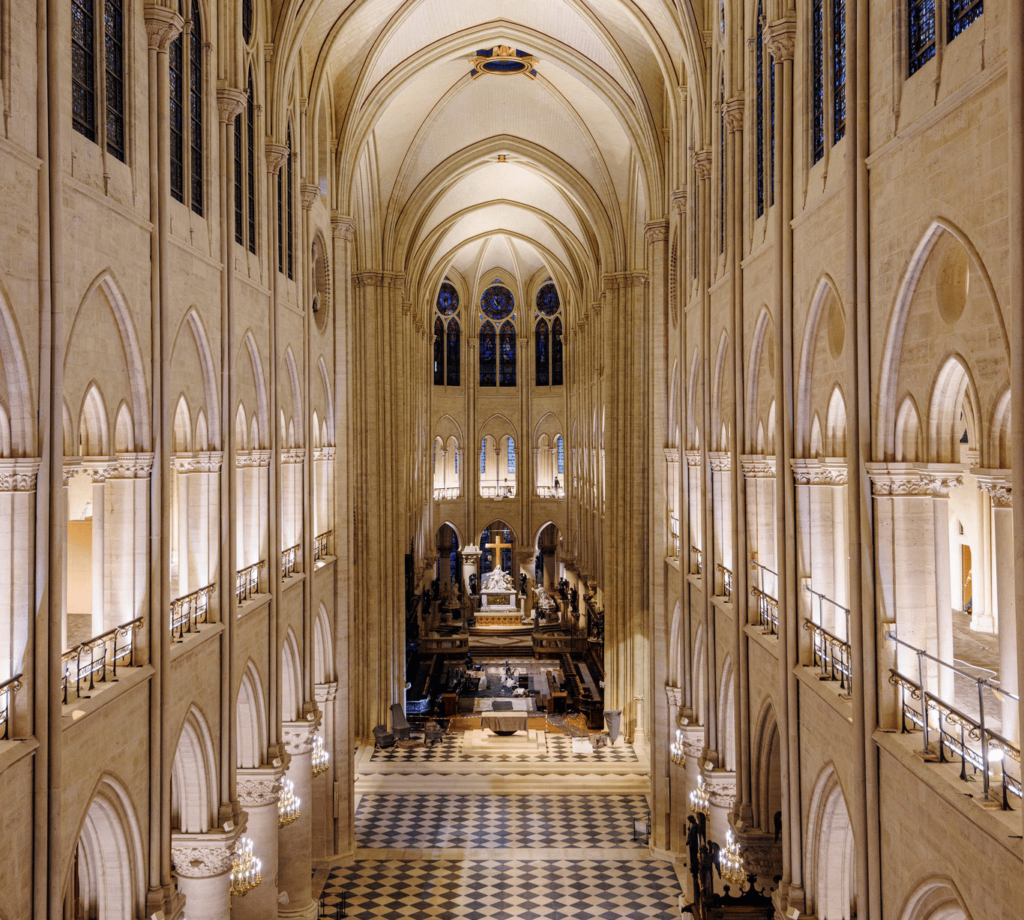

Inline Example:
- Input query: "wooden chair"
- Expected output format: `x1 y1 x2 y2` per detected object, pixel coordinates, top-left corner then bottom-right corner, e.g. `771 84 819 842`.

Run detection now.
390 703 411 741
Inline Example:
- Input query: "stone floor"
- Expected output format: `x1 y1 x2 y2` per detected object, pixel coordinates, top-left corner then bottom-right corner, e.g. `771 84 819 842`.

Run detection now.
319 732 683 919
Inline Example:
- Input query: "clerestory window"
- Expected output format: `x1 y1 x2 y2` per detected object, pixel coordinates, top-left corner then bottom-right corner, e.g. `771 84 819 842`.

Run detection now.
71 0 127 162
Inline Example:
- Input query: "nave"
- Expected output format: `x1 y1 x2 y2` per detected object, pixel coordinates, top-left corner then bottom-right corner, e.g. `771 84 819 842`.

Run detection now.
316 737 682 919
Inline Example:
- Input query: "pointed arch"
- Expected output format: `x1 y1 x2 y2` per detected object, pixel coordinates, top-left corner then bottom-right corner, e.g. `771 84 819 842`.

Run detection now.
237 660 268 770
898 878 973 920
797 276 845 455
717 656 737 771
78 384 109 457
281 629 303 722
241 331 269 449
183 308 222 448
283 346 303 446
928 355 980 463
317 356 335 444
0 281 34 456
895 397 922 463
825 386 847 458
173 397 192 453
805 764 857 920
170 705 219 835
313 603 334 684
746 307 775 451
712 330 730 452
113 402 134 454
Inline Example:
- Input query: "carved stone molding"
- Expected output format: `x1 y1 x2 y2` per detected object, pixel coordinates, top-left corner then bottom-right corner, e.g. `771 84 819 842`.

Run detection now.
75 453 154 483
868 466 963 498
791 459 848 486
315 681 338 704
709 452 731 473
314 447 335 462
171 829 242 879
701 769 737 809
765 17 797 62
741 455 776 479
332 214 356 242
282 716 321 756
237 766 284 808
0 458 41 492
664 448 680 463
685 450 702 468
236 450 271 469
216 87 246 123
281 448 306 465
665 685 683 710
301 184 321 210
672 190 688 214
976 472 1013 508
145 6 183 51
680 725 705 758
723 98 745 132
265 143 289 175
644 220 669 246
171 452 223 474
603 272 649 292
731 826 783 880
693 149 713 180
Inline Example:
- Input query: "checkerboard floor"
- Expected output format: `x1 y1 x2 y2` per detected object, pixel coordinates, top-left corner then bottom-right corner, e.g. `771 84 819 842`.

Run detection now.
355 794 649 850
321 858 682 919
368 733 639 765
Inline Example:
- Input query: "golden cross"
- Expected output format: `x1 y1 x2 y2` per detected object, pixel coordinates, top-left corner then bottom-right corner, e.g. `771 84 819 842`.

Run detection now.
485 532 513 557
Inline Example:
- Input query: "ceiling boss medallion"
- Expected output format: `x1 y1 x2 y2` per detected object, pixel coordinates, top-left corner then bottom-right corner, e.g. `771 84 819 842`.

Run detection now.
469 46 538 79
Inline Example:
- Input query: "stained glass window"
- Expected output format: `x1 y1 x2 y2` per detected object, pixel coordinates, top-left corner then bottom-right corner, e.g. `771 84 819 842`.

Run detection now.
433 318 445 386
277 167 284 272
552 317 563 386
536 319 550 386
756 1 765 218
719 79 725 255
507 437 516 476
536 283 560 316
170 30 184 202
242 0 253 43
770 57 776 205
480 322 497 387
286 127 294 280
812 0 825 164
234 112 243 244
948 0 982 41
246 73 256 254
105 0 125 161
908 1 936 75
557 435 565 476
833 0 847 144
480 439 487 476
446 319 460 386
499 321 516 387
437 282 459 315
189 1 203 215
481 285 515 321
72 0 97 141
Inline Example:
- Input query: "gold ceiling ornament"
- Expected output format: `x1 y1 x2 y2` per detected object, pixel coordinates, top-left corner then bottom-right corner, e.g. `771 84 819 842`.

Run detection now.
469 46 539 79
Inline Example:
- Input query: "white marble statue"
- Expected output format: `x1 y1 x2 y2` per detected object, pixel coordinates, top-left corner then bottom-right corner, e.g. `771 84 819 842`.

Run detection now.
535 585 557 610
482 567 515 593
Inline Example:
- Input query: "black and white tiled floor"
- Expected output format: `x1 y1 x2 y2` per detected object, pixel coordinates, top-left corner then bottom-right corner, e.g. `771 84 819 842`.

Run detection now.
355 794 649 850
321 858 682 919
369 734 639 765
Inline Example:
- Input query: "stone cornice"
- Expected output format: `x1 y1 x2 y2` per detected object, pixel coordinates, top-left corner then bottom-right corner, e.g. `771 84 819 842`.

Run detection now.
700 768 737 808
315 681 338 704
236 450 271 469
281 448 306 465
867 464 964 498
353 271 404 290
791 458 848 486
709 451 731 473
664 685 683 709
685 450 702 468
66 454 155 483
171 451 223 474
332 213 355 241
0 457 41 492
679 724 705 758
975 470 1013 508
741 454 776 479
671 189 687 214
236 765 284 808
664 448 680 463
313 447 335 462
603 272 648 291
282 715 322 755
145 6 183 51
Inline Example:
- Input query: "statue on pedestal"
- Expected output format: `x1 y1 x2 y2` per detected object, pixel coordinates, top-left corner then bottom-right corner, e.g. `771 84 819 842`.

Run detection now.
520 572 527 596
482 567 515 593
468 573 478 596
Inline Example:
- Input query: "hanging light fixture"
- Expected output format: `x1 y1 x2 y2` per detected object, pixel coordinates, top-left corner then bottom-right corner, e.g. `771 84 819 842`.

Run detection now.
720 830 747 885
670 728 685 767
689 774 711 815
311 733 330 777
229 837 263 897
278 778 301 827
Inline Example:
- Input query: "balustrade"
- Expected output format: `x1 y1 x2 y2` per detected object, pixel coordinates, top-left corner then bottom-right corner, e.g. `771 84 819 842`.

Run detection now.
62 618 143 704
0 674 22 740
535 485 565 499
480 484 516 499
433 487 461 501
804 586 852 696
313 531 332 562
236 561 265 604
169 584 215 639
282 545 301 578
888 637 1021 809
716 563 732 599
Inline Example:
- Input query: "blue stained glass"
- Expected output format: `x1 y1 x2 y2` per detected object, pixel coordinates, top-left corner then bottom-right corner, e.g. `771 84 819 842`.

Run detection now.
480 439 487 476
72 0 96 142
433 317 444 386
770 58 776 205
105 0 125 162
481 285 515 321
948 0 983 41
834 0 847 144
170 32 184 202
719 79 725 255
536 319 550 386
908 1 936 76
552 317 563 386
190 1 203 216
242 0 253 43
446 319 460 386
812 0 825 164
499 321 516 387
234 113 243 244
557 436 564 476
507 438 516 475
455 451 459 475
480 322 497 387
536 283 560 316
756 1 764 218
482 59 528 74
246 73 256 254
437 282 459 315
479 524 512 576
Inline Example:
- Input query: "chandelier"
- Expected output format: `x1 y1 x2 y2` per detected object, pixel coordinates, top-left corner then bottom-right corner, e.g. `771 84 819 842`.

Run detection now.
278 778 301 827
229 837 262 897
720 830 746 885
312 733 330 777
689 774 711 815
670 728 685 767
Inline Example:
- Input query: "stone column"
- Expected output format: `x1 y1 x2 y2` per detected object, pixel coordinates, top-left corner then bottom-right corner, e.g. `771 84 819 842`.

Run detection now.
278 719 320 919
171 829 241 920
234 768 284 920
313 682 338 859
701 766 737 860
461 544 480 598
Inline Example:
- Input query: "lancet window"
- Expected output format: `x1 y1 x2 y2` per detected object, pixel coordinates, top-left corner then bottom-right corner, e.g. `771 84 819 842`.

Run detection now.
535 282 563 386
170 1 204 215
434 282 461 386
235 71 257 252
810 1 848 163
71 0 126 162
480 284 516 387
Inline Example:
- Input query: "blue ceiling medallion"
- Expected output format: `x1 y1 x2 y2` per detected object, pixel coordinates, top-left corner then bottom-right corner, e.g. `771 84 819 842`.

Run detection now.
469 46 538 80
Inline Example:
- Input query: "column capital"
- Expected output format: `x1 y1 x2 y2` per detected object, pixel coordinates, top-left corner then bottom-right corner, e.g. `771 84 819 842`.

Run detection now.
693 149 712 180
265 143 289 175
301 183 321 210
171 827 244 880
282 715 322 755
723 97 745 133
700 767 737 809
216 86 247 123
679 724 705 758
740 454 776 479
975 470 1013 508
145 6 183 52
671 189 688 214
644 220 669 245
315 681 339 704
765 16 797 62
664 684 683 709
791 458 848 486
0 457 41 492
237 765 285 807
866 464 963 498
332 213 356 241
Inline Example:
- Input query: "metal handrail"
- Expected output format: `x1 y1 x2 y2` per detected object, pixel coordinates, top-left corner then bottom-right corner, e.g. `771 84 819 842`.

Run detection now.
282 544 301 578
0 674 22 740
313 531 332 562
690 545 703 575
62 618 143 704
751 587 778 636
749 556 778 598
716 563 733 599
169 584 215 639
236 561 265 604
804 586 852 696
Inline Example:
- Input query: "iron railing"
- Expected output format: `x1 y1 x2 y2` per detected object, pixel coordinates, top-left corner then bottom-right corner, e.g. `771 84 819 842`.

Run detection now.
669 516 680 557
0 674 22 740
691 545 703 575
313 531 332 562
169 584 214 639
888 630 1021 810
236 561 265 604
804 586 852 696
282 545 301 578
716 564 733 599
62 618 143 704
752 587 779 636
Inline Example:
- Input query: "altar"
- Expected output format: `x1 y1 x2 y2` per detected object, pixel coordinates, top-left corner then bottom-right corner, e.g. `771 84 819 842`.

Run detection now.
478 559 519 612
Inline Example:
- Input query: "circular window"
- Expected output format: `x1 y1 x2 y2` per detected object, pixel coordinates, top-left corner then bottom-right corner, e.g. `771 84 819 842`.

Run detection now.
481 285 515 321
536 283 560 316
437 282 460 316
